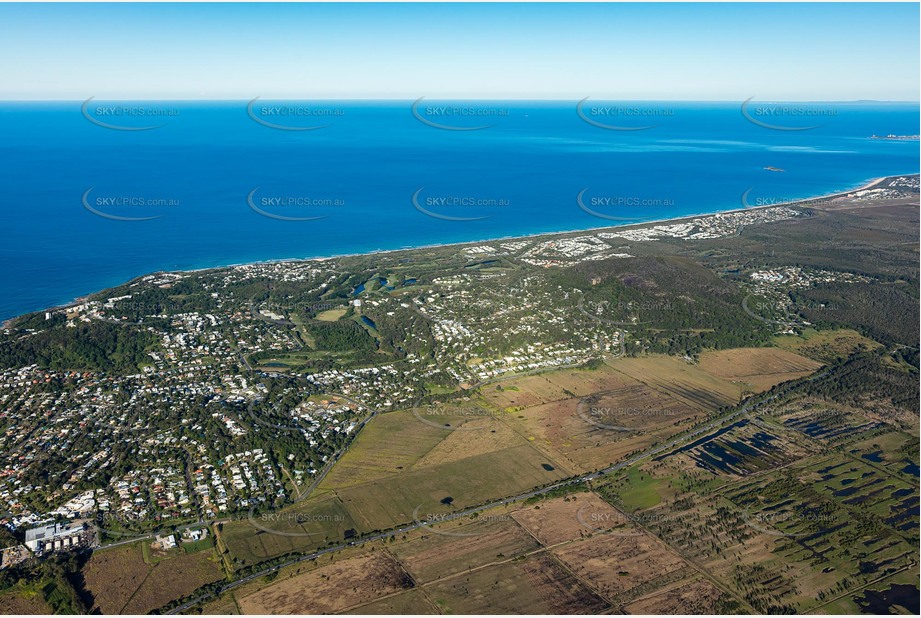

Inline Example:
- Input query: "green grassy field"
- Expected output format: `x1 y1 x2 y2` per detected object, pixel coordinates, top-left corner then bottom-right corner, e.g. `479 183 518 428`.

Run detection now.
316 409 448 490
218 494 359 569
335 444 571 532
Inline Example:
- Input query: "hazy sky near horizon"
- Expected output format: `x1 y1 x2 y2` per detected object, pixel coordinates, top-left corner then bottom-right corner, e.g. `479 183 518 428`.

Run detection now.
1 2 918 101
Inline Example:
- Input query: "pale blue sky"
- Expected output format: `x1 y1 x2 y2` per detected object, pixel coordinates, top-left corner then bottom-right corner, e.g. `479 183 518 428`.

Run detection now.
1 2 918 100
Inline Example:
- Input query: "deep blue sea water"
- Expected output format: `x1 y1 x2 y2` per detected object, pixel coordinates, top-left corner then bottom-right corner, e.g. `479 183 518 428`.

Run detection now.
0 100 918 321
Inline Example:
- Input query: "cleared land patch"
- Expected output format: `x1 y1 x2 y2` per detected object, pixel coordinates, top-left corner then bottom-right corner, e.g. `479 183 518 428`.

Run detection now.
82 541 223 614
315 308 348 322
81 543 152 614
480 375 571 410
414 416 527 468
623 577 730 614
341 589 438 614
541 364 642 398
552 531 691 605
424 553 608 614
219 494 359 569
237 551 413 614
503 390 703 474
318 409 448 490
609 356 743 411
389 512 539 583
335 444 570 532
510 491 627 546
697 347 822 392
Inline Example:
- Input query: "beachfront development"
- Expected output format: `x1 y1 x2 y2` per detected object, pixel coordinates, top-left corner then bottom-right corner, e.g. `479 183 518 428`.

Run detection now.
0 174 917 614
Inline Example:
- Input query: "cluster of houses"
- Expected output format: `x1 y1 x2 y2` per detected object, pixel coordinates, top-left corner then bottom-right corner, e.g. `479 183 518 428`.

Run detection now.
598 206 804 242
5 205 849 566
746 266 874 333
749 266 871 290
519 235 614 267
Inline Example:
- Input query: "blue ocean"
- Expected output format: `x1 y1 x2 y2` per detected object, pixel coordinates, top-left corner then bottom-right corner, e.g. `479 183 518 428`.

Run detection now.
0 100 918 321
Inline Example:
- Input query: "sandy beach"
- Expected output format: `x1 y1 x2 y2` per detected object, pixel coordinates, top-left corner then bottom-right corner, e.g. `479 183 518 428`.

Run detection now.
7 173 914 327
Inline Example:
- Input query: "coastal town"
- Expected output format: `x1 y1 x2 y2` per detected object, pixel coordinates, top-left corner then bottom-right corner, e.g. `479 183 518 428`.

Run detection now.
0 199 907 567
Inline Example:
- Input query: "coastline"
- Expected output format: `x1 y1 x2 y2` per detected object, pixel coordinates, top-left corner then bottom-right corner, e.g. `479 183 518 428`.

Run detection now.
4 173 913 328
162 175 893 269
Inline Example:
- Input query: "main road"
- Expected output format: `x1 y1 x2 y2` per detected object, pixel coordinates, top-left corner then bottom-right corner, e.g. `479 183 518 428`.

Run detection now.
166 366 826 614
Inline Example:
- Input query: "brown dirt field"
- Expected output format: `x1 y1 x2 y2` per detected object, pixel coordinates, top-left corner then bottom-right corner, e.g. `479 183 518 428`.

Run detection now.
480 375 571 410
82 543 152 614
389 514 539 583
480 385 544 410
83 542 223 615
584 385 701 432
511 492 627 546
552 531 690 603
541 365 639 397
520 553 611 613
121 550 224 614
506 394 699 474
623 577 726 614
413 416 527 468
0 590 52 614
341 589 438 614
238 551 413 614
424 553 608 614
481 365 639 411
482 358 730 474
613 356 742 410
697 347 822 392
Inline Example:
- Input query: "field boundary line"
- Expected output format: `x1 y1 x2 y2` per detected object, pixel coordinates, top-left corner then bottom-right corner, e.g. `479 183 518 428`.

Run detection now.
117 558 155 615
600 498 758 614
